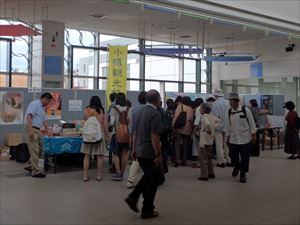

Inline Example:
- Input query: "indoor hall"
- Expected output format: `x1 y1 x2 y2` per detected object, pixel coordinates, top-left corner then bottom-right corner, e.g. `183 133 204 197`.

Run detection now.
0 0 299 225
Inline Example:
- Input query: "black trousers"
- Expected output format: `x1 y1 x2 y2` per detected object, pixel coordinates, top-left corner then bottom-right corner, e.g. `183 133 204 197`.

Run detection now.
129 158 160 213
229 143 251 176
251 130 261 156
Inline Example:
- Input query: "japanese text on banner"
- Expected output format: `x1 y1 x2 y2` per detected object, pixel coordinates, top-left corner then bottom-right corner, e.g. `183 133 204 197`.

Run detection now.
107 46 128 109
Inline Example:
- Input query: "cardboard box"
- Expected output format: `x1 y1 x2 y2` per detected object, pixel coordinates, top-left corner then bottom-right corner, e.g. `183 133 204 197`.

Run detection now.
6 133 23 147
0 146 10 161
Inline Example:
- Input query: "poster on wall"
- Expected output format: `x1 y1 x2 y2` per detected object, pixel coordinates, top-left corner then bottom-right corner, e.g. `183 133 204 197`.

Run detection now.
261 95 273 115
45 92 62 119
0 92 24 125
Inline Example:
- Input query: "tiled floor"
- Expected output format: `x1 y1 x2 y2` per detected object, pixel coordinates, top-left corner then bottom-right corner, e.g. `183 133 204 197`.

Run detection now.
1 149 299 225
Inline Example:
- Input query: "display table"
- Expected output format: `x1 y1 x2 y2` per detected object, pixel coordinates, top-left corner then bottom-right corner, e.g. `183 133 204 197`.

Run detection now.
43 136 83 173
262 127 282 150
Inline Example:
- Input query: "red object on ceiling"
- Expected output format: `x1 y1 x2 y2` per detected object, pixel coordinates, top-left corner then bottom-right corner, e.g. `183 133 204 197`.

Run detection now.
0 24 38 36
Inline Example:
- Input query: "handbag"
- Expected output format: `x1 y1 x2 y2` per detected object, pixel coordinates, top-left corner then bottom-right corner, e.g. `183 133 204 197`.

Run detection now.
174 104 187 129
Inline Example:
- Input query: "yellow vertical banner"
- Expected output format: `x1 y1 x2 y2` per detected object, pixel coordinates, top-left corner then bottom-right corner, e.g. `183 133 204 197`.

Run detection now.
107 45 128 109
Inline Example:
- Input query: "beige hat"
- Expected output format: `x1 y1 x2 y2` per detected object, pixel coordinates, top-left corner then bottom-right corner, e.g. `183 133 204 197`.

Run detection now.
227 92 240 100
213 88 224 97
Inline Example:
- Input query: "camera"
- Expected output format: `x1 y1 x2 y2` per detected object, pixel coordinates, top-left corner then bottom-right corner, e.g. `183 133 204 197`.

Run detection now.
285 44 295 52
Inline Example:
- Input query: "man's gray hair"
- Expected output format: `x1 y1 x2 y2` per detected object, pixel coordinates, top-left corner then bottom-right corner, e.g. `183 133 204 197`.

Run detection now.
146 89 160 104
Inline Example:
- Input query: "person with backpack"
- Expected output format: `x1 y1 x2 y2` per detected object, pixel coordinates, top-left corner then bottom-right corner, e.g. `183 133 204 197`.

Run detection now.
109 92 130 181
172 96 194 167
283 101 300 159
225 93 257 183
81 96 109 182
198 103 220 181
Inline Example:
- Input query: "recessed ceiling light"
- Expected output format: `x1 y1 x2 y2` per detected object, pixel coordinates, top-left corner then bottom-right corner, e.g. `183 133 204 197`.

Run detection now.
89 13 107 19
180 35 191 38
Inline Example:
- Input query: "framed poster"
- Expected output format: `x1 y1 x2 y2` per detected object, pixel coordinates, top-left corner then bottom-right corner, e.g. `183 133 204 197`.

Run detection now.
0 92 24 125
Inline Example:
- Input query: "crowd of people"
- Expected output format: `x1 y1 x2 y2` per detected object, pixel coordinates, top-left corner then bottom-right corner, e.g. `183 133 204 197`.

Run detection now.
23 89 300 219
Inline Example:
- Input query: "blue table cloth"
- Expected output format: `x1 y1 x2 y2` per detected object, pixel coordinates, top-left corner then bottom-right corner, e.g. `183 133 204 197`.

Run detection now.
43 136 83 154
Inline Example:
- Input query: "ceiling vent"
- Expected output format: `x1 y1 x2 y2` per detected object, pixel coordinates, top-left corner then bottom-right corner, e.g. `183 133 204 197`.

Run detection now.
89 13 107 19
180 35 192 38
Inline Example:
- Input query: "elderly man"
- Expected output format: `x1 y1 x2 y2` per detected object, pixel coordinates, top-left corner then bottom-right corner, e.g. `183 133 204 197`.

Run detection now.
126 91 147 188
125 89 163 219
211 88 231 167
24 92 53 178
225 93 256 183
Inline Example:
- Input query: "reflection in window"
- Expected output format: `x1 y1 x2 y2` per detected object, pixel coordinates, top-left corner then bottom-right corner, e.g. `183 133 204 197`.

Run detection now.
99 78 107 90
145 56 179 81
73 77 94 89
73 48 95 76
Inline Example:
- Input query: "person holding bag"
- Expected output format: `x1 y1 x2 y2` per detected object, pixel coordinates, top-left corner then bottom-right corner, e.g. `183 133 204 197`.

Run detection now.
81 96 109 182
198 103 220 181
172 96 194 167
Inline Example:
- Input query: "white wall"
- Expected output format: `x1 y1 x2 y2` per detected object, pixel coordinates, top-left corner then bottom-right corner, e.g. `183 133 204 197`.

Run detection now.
212 37 300 89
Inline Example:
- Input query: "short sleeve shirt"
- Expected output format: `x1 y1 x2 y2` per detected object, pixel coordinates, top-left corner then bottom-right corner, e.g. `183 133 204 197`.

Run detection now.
24 99 47 128
135 104 162 159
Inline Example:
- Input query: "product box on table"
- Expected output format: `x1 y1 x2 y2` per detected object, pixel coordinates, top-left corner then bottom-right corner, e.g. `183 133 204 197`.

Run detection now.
6 133 23 147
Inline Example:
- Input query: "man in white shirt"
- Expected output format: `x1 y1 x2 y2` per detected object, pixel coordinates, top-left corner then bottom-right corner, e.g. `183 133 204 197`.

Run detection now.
211 89 231 167
225 93 256 183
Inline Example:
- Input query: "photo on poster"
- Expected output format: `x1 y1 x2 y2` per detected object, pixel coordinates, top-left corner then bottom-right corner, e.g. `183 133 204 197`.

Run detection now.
45 92 62 119
261 95 273 115
0 92 24 125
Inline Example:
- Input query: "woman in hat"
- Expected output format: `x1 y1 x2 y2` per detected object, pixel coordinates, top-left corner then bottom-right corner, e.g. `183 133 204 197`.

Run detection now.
283 101 300 159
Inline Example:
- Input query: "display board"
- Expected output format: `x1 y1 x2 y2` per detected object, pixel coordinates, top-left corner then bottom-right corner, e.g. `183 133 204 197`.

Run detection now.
0 88 140 144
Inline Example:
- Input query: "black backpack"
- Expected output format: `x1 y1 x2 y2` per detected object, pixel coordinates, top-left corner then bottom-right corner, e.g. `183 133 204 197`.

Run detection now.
16 143 30 163
228 106 250 126
174 104 187 129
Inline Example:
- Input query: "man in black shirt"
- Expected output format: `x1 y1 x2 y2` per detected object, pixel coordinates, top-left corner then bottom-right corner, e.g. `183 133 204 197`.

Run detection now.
125 89 163 219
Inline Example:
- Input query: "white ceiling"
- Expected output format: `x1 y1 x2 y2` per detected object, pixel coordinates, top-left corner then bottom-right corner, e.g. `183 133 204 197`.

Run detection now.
1 0 298 48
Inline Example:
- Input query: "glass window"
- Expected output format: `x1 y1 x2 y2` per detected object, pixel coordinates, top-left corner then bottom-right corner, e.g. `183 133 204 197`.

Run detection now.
73 77 94 89
184 59 196 82
12 74 28 87
165 82 178 92
128 54 140 79
99 78 107 90
65 29 81 46
184 83 196 93
127 80 139 91
201 70 207 83
145 81 160 91
0 41 9 72
73 48 95 76
145 56 179 81
0 74 7 87
11 36 29 73
99 50 108 77
201 60 207 71
201 84 207 93
100 34 138 50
